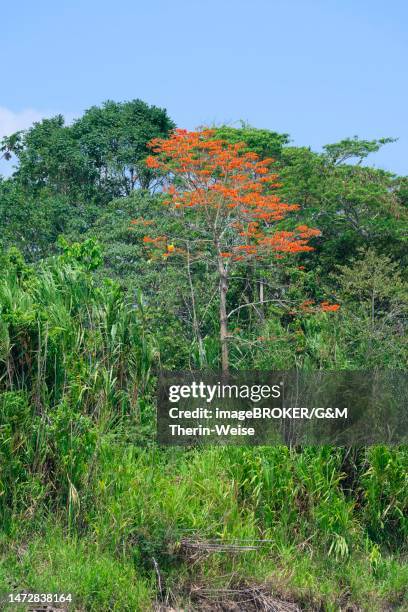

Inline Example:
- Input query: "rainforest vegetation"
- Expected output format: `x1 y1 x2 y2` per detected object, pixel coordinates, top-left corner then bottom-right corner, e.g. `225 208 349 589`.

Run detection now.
0 99 407 610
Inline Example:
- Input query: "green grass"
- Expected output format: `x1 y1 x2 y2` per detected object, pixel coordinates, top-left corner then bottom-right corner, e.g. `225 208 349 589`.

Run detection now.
0 526 153 611
1 443 407 610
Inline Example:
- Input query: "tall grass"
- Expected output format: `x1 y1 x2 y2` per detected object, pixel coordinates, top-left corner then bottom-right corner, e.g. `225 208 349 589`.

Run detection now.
0 257 154 527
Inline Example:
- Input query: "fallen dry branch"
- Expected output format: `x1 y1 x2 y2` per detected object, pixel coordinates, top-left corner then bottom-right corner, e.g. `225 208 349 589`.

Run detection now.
180 538 260 554
190 582 301 611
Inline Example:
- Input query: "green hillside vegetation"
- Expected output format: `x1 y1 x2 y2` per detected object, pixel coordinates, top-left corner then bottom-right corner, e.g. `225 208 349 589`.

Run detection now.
0 101 407 610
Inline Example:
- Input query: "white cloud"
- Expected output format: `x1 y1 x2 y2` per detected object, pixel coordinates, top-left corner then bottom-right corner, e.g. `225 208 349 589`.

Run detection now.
0 107 51 138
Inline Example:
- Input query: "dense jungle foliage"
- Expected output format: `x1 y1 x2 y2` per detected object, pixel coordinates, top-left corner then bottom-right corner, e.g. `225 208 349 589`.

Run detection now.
0 100 407 610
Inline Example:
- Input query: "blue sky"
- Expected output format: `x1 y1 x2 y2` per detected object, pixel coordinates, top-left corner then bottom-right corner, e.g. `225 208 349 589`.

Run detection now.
2 0 407 174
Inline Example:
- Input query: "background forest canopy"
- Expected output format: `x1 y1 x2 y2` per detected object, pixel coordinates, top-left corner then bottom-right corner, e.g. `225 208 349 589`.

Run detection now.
0 98 407 371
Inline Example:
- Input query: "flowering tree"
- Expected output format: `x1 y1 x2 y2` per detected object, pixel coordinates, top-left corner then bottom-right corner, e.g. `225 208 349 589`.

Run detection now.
144 128 320 372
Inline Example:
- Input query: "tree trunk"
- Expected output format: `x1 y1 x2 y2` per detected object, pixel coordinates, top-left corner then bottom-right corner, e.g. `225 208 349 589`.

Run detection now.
218 255 229 374
187 243 205 366
259 279 265 322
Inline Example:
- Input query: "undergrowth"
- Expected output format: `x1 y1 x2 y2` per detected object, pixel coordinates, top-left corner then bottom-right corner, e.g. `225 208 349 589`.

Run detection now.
0 255 407 610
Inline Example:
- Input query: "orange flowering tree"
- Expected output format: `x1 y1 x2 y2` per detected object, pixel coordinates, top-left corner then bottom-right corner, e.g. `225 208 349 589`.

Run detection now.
144 128 321 372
